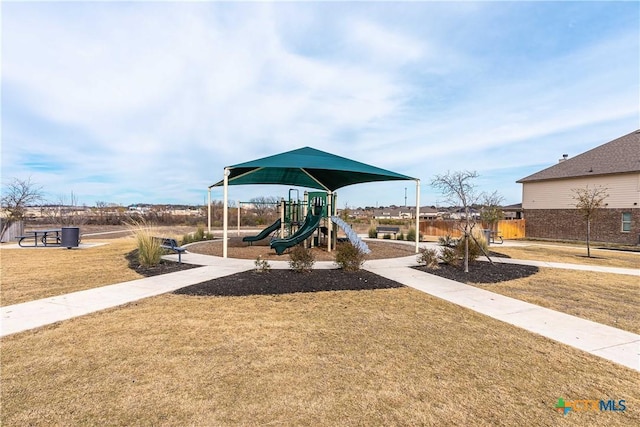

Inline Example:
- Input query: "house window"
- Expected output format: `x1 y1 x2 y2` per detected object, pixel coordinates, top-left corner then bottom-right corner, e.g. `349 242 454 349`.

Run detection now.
621 212 632 232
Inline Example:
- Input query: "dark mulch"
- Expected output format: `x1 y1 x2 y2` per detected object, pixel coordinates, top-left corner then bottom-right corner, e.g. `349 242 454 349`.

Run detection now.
413 261 539 284
126 250 199 277
174 269 404 297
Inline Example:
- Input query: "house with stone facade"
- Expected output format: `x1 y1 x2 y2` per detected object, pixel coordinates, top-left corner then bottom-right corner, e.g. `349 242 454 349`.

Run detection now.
517 129 639 245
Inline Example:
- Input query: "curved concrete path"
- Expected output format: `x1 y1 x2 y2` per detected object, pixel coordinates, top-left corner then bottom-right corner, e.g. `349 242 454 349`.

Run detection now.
1 249 638 372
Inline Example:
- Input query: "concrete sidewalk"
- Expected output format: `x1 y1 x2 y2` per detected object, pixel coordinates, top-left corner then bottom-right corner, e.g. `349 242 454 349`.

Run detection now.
365 256 639 372
2 251 638 372
0 263 253 337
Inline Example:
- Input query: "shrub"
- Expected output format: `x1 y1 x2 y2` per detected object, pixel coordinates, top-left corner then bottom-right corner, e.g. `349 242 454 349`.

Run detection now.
439 246 460 266
417 247 439 269
438 234 457 247
182 226 214 245
398 232 405 241
254 256 271 273
289 245 315 272
334 241 366 271
406 227 423 242
383 233 392 240
454 230 488 263
127 219 162 267
368 227 378 238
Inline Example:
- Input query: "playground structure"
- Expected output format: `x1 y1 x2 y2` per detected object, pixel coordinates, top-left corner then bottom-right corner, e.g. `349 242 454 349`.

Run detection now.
208 146 420 258
241 189 371 255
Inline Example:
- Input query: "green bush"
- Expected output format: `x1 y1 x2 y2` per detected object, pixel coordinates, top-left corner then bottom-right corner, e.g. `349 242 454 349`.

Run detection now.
182 226 214 245
334 242 366 271
289 245 315 272
398 232 405 241
454 234 487 263
383 233 392 240
438 235 457 247
417 247 440 269
439 246 460 266
406 228 421 242
368 227 378 238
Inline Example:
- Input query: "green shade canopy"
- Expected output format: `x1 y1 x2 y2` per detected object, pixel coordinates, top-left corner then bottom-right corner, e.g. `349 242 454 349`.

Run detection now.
212 147 416 191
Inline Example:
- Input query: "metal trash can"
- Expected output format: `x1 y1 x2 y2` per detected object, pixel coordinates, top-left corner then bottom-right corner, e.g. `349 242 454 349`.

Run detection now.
483 229 492 246
61 227 80 249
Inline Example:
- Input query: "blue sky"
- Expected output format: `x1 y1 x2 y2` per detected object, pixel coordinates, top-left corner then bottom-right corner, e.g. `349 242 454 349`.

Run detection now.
2 1 638 209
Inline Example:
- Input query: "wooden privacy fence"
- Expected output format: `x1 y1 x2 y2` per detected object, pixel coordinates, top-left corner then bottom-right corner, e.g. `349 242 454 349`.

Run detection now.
0 220 24 243
419 219 526 239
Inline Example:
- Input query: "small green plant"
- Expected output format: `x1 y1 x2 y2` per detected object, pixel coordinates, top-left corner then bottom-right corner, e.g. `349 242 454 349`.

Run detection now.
368 227 378 238
334 242 366 271
454 230 488 264
254 256 271 273
127 219 162 267
439 246 460 266
398 232 405 241
383 233 392 240
438 235 457 247
417 247 440 270
288 245 315 272
406 228 420 242
182 226 214 245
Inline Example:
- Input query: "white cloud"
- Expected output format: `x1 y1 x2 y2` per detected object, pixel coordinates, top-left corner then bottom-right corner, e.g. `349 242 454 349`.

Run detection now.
2 2 637 207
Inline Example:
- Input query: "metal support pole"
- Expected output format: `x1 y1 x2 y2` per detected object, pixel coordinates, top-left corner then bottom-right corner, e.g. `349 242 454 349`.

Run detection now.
327 191 333 252
415 179 421 253
207 187 211 233
223 168 229 258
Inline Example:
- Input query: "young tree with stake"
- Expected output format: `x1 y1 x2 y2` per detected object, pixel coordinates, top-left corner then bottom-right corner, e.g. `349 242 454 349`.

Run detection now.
431 170 480 273
571 185 609 257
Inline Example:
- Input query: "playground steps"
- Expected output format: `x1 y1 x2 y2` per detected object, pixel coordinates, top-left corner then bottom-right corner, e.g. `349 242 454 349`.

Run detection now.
330 216 371 254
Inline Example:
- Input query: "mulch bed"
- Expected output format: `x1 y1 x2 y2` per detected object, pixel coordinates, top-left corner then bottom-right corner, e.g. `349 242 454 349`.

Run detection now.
413 261 539 284
126 250 199 277
174 269 404 297
126 246 538 297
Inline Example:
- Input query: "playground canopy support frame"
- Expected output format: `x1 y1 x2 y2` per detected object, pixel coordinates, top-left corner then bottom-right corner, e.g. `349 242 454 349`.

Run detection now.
207 147 420 257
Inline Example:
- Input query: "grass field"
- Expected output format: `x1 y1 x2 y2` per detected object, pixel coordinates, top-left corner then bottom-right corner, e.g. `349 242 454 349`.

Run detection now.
1 238 638 425
2 289 638 426
1 238 142 306
472 268 639 334
490 244 639 269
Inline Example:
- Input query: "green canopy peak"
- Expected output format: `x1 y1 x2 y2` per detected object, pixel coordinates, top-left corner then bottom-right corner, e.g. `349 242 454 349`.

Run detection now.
212 146 416 191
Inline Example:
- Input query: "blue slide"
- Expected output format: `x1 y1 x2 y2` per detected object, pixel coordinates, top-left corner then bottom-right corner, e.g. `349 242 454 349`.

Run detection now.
270 213 322 255
242 218 282 243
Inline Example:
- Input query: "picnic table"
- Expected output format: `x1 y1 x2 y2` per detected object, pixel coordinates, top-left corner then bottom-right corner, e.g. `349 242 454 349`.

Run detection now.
17 229 62 247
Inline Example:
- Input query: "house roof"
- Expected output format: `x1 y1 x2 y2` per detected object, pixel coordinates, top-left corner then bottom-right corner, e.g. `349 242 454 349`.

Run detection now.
517 130 640 183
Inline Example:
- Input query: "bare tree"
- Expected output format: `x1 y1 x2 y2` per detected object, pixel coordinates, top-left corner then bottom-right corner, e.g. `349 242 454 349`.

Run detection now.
431 170 481 273
1 177 44 221
250 196 280 220
480 190 504 232
572 185 609 257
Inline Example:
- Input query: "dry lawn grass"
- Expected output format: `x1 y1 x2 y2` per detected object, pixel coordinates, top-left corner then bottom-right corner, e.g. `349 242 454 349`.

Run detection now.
0 238 142 306
2 289 638 426
473 268 640 334
492 244 639 269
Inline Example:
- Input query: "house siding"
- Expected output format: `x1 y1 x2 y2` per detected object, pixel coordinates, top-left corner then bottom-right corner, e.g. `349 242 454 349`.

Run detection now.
522 173 640 210
524 208 640 245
